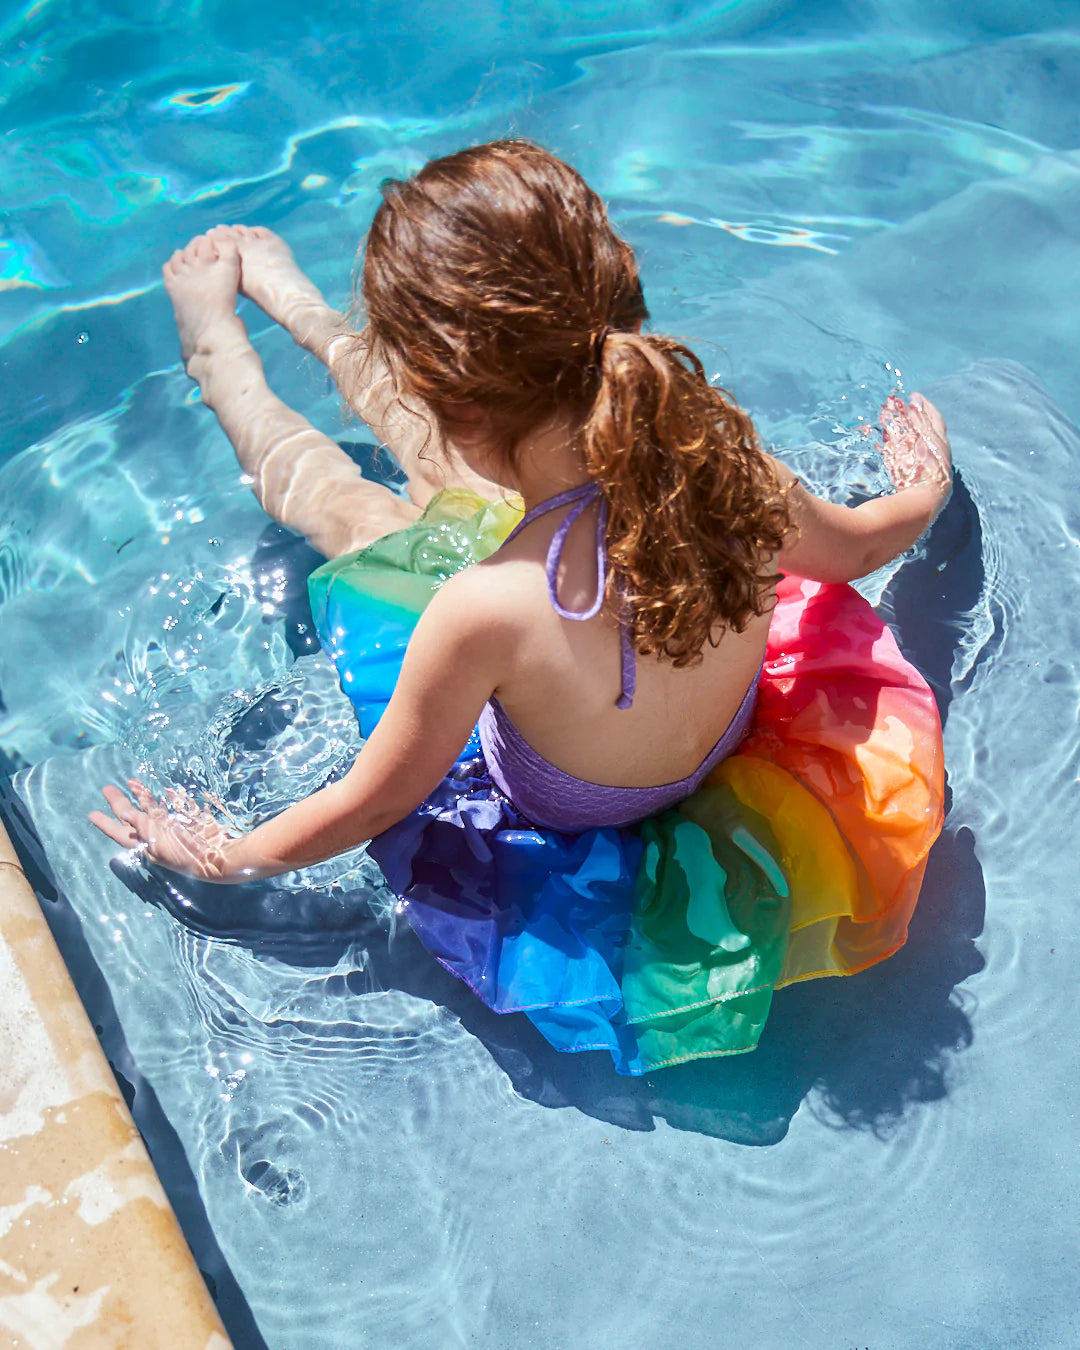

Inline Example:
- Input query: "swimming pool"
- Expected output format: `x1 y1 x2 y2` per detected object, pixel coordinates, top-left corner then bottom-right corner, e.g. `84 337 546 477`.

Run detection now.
3 2 1079 1345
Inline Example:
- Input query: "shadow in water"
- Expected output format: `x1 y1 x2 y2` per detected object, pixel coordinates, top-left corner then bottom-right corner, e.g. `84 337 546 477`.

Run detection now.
881 469 984 728
99 817 985 1149
427 822 985 1145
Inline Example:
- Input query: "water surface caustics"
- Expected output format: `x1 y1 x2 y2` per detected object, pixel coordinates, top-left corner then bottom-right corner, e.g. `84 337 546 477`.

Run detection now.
3 7 1080 1348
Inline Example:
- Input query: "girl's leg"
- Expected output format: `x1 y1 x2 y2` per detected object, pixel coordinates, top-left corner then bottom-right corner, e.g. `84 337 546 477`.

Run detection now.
218 225 505 510
163 232 421 559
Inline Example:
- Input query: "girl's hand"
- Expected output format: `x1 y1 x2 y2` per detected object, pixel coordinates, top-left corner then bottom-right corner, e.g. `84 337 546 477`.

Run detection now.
89 779 237 882
878 392 952 505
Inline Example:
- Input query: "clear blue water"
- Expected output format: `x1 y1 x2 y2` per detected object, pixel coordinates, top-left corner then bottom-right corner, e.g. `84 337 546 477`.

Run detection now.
3 3 1080 1346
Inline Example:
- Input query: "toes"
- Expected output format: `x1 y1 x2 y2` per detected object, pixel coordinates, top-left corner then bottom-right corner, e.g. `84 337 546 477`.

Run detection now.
215 224 245 247
229 224 274 248
164 228 245 284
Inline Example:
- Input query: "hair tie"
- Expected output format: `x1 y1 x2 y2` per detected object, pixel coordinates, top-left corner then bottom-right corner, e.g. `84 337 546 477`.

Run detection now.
590 324 613 370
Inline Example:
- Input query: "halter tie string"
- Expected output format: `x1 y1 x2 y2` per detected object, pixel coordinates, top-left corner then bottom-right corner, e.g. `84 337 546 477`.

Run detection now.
505 482 636 709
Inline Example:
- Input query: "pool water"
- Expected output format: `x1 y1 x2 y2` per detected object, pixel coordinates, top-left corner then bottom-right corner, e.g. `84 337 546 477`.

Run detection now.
3 3 1080 1346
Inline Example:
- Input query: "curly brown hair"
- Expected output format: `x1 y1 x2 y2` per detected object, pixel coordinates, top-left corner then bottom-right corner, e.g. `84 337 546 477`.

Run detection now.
356 139 790 665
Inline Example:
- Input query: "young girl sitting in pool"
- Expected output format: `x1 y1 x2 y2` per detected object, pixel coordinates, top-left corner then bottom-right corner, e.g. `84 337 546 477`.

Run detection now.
91 140 950 1074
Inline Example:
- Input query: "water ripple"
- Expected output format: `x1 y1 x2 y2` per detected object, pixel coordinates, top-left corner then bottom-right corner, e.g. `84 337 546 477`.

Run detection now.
5 14 1080 1350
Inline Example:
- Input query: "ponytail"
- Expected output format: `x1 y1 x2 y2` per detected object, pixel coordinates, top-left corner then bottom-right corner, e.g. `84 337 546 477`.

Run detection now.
581 331 790 666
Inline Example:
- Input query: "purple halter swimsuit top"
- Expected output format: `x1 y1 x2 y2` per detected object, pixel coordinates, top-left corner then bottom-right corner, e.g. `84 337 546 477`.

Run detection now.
476 483 758 831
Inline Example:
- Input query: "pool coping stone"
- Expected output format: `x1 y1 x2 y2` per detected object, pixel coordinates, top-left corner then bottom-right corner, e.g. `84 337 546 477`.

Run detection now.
0 816 232 1349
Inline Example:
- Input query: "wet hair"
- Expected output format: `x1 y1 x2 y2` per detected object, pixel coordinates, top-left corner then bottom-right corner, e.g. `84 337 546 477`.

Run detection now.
356 138 790 665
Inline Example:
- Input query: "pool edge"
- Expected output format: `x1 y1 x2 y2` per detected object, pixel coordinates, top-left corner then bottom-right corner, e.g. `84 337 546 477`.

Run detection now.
0 822 233 1349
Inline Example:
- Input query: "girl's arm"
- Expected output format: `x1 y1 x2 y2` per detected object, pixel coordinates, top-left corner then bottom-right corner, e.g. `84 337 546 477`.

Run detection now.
769 393 952 583
89 567 511 881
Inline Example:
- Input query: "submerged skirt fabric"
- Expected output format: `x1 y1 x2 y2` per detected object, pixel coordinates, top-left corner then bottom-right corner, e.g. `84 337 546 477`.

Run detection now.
309 489 945 1076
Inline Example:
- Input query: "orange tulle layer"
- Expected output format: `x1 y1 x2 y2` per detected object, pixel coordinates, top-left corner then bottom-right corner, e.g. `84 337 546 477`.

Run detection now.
714 575 945 987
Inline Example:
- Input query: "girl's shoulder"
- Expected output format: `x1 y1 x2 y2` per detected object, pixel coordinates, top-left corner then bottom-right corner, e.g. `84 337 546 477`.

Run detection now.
425 552 538 647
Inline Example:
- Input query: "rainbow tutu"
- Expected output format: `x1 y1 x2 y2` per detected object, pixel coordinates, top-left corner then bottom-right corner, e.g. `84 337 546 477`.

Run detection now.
309 489 945 1075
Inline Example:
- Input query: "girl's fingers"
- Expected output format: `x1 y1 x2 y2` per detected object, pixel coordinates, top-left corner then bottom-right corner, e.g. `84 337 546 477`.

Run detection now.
92 778 228 878
880 395 916 438
102 783 143 826
905 403 932 439
927 403 948 439
910 391 947 434
165 786 201 824
907 397 934 433
128 778 166 819
88 808 141 849
905 395 951 469
881 392 907 426
99 782 160 849
876 392 951 486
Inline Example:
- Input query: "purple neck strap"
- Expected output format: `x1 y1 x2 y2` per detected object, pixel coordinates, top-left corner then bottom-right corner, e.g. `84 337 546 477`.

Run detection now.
507 483 636 710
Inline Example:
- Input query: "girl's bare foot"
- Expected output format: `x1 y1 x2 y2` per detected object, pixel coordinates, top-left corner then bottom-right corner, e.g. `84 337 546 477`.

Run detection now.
161 232 247 368
208 224 345 357
205 225 502 507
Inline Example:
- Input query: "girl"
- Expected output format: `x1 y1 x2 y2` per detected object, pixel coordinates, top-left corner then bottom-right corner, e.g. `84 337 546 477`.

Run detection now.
91 140 949 1074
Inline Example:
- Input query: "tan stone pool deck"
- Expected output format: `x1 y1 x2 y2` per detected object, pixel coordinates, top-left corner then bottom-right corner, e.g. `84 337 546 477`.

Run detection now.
0 820 232 1349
